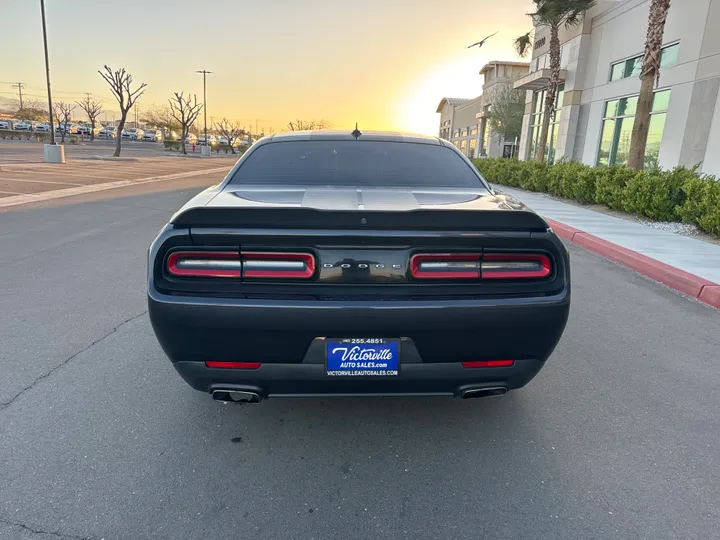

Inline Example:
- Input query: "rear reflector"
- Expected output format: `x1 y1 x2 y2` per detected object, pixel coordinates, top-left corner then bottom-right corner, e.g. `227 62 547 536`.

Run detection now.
481 254 551 279
411 253 481 279
167 251 241 278
462 360 514 368
241 252 315 279
205 361 261 369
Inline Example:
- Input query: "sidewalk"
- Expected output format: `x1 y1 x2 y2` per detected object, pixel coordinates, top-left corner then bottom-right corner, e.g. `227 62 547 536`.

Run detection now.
495 184 720 308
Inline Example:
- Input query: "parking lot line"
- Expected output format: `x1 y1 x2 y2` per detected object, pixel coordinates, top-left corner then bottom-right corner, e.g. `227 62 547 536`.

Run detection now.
0 176 84 186
0 166 231 208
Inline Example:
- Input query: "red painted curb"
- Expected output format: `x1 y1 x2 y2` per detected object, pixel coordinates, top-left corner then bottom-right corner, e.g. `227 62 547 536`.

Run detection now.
545 218 720 309
545 219 583 241
698 285 720 308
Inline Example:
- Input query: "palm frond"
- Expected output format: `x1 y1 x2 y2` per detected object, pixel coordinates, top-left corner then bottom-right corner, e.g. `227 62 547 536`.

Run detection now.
514 31 534 58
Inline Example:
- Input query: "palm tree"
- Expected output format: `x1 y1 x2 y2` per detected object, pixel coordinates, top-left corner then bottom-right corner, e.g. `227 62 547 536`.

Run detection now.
515 0 596 162
627 0 672 170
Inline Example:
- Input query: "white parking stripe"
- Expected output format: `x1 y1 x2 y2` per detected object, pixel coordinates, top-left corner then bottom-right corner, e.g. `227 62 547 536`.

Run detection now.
0 166 230 208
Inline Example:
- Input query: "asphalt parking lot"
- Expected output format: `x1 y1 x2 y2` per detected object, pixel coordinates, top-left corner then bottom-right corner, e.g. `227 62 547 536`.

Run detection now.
0 166 719 539
0 139 235 205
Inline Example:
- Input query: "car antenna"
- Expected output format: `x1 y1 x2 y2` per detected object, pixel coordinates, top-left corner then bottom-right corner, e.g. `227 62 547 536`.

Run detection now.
351 123 362 139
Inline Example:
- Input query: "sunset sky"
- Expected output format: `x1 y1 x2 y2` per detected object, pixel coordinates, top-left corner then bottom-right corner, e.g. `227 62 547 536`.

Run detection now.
2 0 534 134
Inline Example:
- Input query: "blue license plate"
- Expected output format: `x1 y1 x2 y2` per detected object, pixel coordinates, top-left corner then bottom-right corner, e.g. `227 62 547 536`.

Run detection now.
326 338 400 376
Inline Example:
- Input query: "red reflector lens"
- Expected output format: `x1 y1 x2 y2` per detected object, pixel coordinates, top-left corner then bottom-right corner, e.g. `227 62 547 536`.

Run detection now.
241 252 315 279
205 361 261 369
167 251 241 278
410 253 481 279
462 360 514 368
481 254 551 279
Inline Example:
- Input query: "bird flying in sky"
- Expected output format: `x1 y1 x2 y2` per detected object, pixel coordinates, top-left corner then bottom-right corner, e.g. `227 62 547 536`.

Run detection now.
467 31 498 49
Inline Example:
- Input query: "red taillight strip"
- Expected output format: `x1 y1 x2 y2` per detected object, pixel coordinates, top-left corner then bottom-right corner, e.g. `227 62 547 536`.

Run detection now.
462 360 514 368
241 252 315 279
410 253 481 279
481 254 552 279
167 251 241 278
205 361 261 369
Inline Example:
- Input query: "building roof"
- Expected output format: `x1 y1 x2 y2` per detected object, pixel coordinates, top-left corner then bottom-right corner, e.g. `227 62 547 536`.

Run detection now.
436 97 471 113
479 60 530 75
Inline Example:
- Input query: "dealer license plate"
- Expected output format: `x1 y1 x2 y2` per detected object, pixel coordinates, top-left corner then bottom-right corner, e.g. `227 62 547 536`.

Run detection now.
326 338 400 376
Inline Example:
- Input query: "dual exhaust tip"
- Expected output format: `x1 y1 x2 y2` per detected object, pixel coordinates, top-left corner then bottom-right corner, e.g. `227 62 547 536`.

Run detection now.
211 386 508 403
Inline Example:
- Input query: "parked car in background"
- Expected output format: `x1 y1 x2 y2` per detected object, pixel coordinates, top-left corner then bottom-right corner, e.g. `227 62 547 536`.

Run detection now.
142 129 163 142
98 126 117 139
184 133 197 144
14 121 34 131
121 128 144 140
0 120 10 129
197 134 217 146
76 123 101 136
35 123 51 132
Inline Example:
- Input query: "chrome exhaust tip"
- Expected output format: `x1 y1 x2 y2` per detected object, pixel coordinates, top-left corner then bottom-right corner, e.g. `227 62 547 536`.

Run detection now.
460 386 508 399
212 390 262 403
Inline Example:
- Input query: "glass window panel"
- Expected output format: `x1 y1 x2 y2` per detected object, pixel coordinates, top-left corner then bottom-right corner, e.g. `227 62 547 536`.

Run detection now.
610 62 624 82
613 118 633 166
652 90 671 112
597 119 616 165
605 100 619 118
645 112 666 168
660 43 679 69
624 55 643 78
617 95 638 117
469 138 477 158
560 44 570 68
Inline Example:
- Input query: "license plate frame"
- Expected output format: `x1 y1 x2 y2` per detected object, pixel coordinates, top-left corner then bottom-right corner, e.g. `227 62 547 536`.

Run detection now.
326 338 400 377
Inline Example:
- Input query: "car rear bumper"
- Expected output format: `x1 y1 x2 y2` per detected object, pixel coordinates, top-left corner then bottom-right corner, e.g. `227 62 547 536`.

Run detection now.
148 284 570 397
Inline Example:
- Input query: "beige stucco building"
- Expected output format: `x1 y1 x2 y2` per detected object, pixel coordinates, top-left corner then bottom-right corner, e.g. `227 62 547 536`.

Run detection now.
437 61 529 159
514 0 720 174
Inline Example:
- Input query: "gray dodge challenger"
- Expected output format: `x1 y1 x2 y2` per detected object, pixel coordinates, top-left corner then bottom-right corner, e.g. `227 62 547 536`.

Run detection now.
148 130 570 403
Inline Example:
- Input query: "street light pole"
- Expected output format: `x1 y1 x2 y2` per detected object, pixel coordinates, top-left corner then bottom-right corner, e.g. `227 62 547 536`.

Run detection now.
40 0 56 145
196 70 212 148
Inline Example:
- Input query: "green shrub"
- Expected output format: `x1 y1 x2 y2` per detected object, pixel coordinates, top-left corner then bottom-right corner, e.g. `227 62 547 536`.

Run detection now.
471 157 720 237
163 140 181 150
69 136 78 144
622 166 692 221
595 165 639 211
696 181 720 235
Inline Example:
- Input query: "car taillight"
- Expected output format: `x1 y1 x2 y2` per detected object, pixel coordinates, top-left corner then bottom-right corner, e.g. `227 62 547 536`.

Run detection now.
241 252 315 279
410 254 481 279
481 254 552 279
462 360 515 368
166 251 241 278
205 361 261 369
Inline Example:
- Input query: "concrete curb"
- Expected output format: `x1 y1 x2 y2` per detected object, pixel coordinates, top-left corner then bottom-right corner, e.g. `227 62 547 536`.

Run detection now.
546 218 720 309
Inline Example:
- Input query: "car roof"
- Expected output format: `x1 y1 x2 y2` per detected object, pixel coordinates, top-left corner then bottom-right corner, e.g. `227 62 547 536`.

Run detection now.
268 130 441 145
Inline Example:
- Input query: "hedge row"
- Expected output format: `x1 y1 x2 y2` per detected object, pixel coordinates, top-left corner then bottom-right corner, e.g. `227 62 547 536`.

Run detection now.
472 158 720 237
0 129 51 141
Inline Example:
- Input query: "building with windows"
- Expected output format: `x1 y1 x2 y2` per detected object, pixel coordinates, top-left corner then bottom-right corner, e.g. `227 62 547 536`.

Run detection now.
514 0 720 175
436 61 529 159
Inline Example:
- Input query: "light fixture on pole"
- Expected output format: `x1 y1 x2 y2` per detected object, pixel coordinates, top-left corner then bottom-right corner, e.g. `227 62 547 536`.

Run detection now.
196 70 212 155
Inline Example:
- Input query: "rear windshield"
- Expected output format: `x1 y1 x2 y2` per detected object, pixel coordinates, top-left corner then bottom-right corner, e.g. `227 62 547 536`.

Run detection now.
229 141 487 189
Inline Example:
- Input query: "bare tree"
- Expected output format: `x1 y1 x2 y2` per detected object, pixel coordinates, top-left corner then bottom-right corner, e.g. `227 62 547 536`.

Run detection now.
98 65 147 157
75 96 103 141
53 102 75 144
286 119 329 131
168 92 203 155
214 118 244 154
12 98 47 121
140 105 181 139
